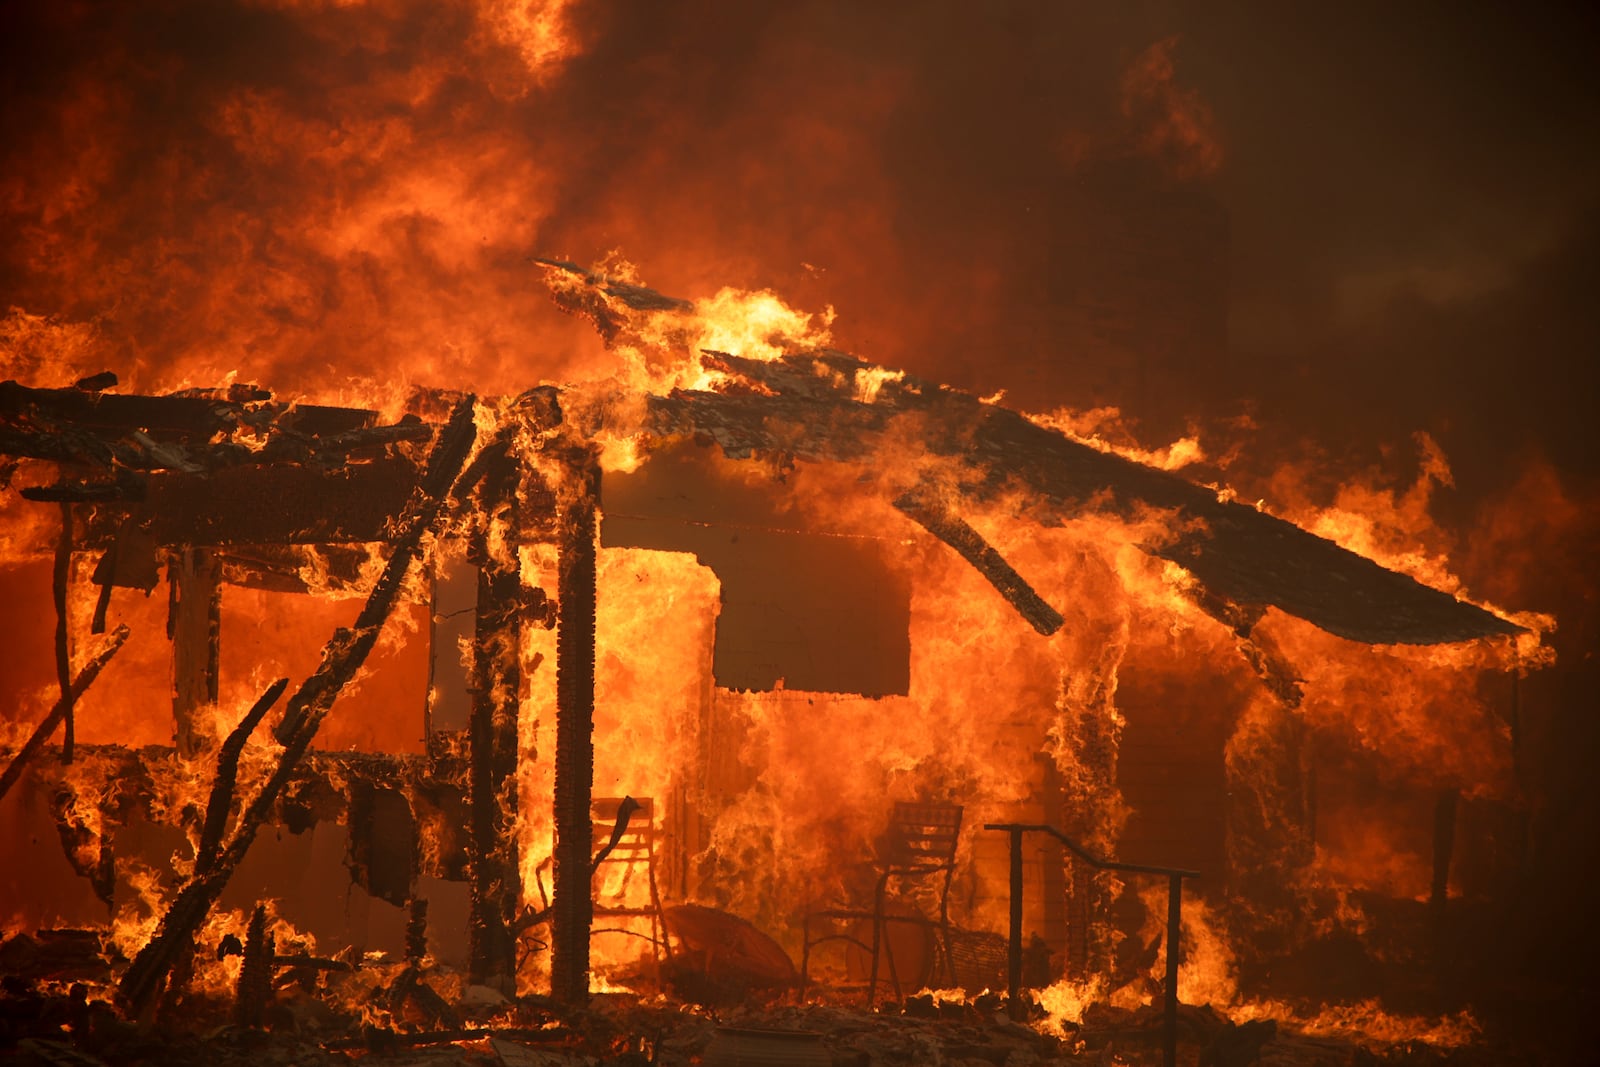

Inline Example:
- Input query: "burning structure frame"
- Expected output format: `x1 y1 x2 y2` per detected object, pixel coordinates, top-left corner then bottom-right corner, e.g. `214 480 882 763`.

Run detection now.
0 340 1522 1031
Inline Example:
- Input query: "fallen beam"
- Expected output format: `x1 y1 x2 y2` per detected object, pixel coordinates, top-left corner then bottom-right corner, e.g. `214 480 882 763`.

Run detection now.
195 679 289 876
893 489 1064 636
0 625 131 805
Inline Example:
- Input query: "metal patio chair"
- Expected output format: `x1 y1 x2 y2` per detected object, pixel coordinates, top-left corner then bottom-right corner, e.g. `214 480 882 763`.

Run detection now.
799 801 964 1005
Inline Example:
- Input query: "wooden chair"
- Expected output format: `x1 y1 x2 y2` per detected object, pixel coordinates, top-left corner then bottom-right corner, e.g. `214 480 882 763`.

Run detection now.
799 801 964 1005
590 796 671 975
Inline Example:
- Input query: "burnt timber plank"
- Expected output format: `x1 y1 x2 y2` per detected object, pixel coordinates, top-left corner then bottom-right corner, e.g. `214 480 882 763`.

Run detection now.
0 380 374 438
0 626 131 805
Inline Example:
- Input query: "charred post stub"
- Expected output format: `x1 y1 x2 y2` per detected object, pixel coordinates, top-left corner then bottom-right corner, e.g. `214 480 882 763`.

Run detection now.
468 442 524 986
171 546 222 759
550 446 600 1007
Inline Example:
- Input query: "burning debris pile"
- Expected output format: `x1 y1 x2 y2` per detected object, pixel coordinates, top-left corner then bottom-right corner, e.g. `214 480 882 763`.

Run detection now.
0 269 1554 1065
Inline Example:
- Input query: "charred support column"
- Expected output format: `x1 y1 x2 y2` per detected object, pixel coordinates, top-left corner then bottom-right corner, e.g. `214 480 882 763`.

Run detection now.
550 448 599 1006
1006 827 1024 1021
171 547 222 758
52 503 75 761
1164 874 1182 1067
468 447 525 986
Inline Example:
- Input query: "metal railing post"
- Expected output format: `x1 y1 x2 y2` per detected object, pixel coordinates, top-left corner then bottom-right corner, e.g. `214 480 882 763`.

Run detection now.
1007 826 1025 1020
984 823 1196 1067
1164 872 1182 1067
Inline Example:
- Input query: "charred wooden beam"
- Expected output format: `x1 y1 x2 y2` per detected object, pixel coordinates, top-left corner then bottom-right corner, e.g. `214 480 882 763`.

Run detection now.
550 446 599 1007
388 966 461 1030
0 424 125 468
406 898 429 965
534 258 692 346
171 548 223 758
468 442 525 986
893 490 1064 636
117 399 480 1019
23 482 135 503
217 545 373 595
195 679 288 876
0 379 374 439
75 371 118 392
0 626 130 805
322 1026 571 1053
52 503 75 762
298 414 434 458
1185 588 1304 708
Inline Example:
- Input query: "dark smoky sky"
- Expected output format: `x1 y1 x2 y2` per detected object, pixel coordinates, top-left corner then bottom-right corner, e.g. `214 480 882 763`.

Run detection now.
1 0 1596 504
1172 2 1600 499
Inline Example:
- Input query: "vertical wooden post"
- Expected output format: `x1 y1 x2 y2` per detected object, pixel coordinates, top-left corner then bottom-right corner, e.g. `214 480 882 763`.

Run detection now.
52 503 75 761
468 448 524 986
551 450 599 1006
171 547 222 759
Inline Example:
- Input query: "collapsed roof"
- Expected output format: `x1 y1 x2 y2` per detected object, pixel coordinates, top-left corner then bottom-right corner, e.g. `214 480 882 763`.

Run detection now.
0 347 1517 650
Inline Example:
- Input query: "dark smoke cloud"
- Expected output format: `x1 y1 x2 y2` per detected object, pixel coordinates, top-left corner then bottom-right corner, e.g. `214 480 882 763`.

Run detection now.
1170 3 1600 486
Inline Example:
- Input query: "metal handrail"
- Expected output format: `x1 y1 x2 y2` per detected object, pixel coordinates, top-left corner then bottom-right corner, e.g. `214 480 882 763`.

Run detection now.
984 822 1199 1067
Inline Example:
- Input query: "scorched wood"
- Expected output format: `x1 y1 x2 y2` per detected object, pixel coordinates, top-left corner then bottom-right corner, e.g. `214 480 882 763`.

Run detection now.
194 679 288 876
51 502 74 761
0 625 130 805
551 444 599 1007
170 548 222 758
893 489 1065 636
117 398 479 1019
468 441 525 986
142 459 418 546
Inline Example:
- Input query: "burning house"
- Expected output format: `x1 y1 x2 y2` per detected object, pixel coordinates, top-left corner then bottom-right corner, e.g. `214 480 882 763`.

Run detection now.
0 261 1547 1064
3 4 1594 1064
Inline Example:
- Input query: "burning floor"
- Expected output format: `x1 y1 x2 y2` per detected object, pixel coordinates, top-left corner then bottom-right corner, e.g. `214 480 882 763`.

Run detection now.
0 271 1563 1065
0 935 1538 1067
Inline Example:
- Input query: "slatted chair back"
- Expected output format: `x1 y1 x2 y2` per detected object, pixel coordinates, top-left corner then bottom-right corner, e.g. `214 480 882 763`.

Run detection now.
592 796 656 867
591 796 658 903
884 801 963 875
588 795 670 976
